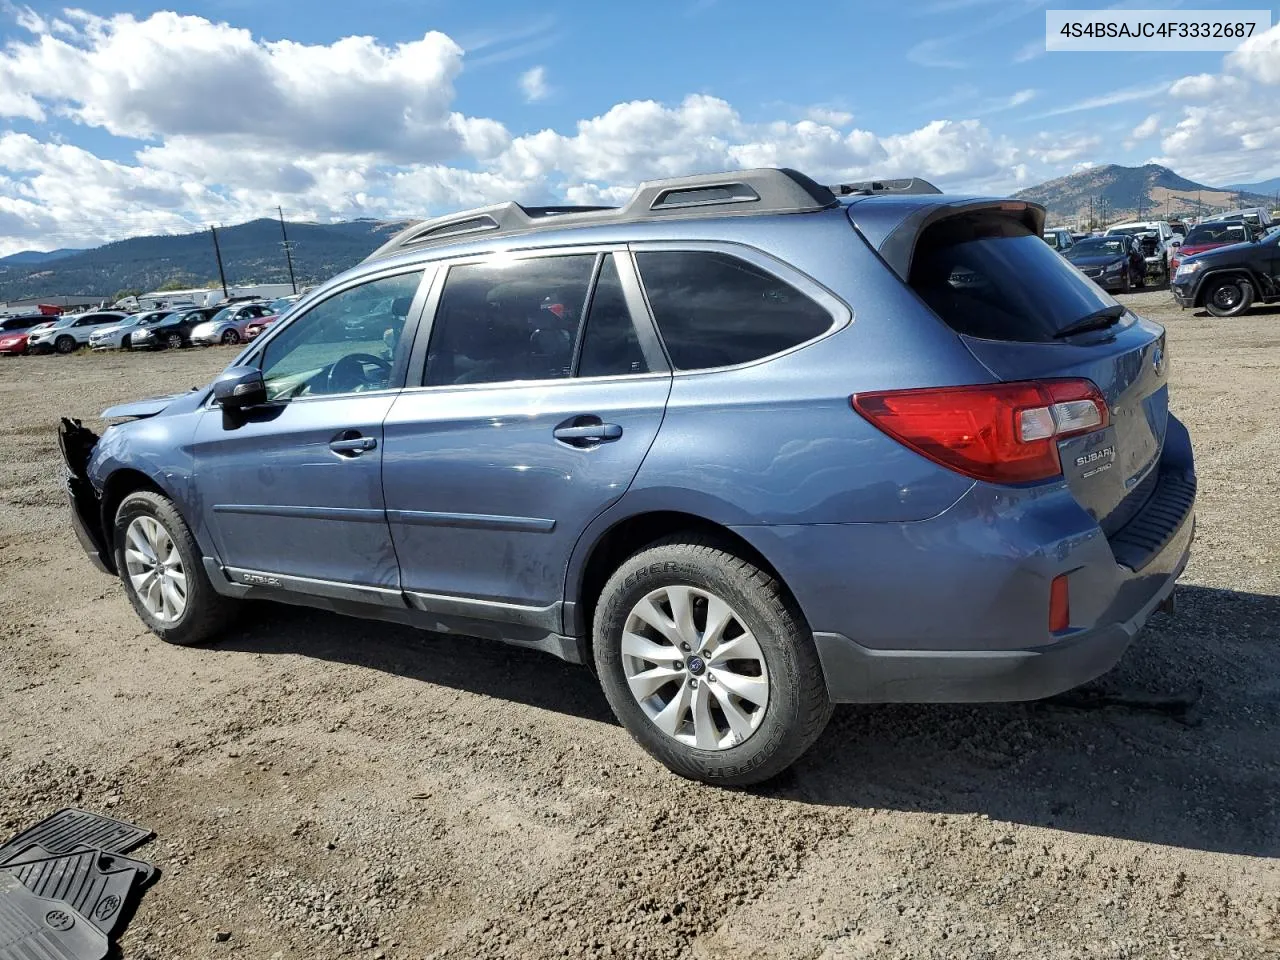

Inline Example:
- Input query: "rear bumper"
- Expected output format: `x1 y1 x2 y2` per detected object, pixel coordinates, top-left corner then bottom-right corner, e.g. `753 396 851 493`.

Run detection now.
811 509 1192 703
731 416 1197 704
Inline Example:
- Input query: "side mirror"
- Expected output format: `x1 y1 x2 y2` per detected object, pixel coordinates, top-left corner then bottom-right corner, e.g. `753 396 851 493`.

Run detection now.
212 366 266 409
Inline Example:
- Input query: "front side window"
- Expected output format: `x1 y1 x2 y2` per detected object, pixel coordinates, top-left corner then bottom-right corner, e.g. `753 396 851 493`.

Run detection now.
424 255 595 386
259 271 422 400
635 251 832 370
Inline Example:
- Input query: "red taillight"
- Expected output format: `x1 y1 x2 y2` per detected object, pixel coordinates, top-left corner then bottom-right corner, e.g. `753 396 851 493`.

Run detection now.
1049 574 1070 632
851 379 1108 485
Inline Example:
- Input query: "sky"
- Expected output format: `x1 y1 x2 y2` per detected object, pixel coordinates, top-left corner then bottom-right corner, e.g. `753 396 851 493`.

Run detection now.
0 0 1278 254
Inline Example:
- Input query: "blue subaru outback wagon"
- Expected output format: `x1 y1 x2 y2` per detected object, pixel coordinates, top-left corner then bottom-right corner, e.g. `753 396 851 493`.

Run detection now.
60 169 1195 785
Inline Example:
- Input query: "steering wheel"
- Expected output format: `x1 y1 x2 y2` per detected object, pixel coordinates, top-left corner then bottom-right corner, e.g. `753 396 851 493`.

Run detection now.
326 352 392 394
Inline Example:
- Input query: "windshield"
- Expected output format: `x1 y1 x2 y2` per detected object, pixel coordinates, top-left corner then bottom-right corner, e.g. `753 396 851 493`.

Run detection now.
1068 237 1127 256
1185 223 1249 245
51 315 79 329
268 297 295 314
209 307 237 324
1042 233 1062 250
139 311 172 326
1105 225 1155 236
909 213 1118 343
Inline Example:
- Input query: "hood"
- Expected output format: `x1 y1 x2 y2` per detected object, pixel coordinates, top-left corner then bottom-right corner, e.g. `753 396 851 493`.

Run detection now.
100 391 191 420
1065 253 1125 268
1185 239 1257 263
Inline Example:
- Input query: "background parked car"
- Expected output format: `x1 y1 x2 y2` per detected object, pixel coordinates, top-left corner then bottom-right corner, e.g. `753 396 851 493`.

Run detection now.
129 307 216 350
1104 221 1177 282
1063 235 1146 291
1172 224 1280 317
190 301 274 346
87 311 158 350
1170 221 1256 273
0 315 50 356
1042 227 1074 252
26 310 127 354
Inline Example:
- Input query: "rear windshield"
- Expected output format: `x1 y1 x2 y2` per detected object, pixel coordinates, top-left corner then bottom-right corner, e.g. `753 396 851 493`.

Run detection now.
1184 223 1249 245
909 213 1117 343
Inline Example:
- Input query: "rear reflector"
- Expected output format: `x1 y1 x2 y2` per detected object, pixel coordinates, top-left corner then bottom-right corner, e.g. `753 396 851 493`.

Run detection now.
1049 574 1070 632
852 379 1108 484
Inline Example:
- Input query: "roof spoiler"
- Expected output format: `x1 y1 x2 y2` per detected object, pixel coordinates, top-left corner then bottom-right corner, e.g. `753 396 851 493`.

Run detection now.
829 177 943 197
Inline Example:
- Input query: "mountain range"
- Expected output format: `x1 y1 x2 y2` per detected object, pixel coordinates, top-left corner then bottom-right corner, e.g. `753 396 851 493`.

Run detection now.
0 218 409 302
1013 164 1275 226
1 163 1277 301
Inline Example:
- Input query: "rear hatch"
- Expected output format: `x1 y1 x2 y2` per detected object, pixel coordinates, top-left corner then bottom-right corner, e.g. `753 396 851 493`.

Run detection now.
905 207 1167 533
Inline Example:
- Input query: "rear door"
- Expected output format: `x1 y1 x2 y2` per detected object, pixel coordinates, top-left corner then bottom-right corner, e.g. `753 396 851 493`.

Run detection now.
906 209 1168 533
381 249 670 627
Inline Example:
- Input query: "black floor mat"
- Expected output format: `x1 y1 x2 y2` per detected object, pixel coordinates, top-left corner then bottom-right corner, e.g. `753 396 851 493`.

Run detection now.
0 809 153 861
0 846 144 937
0 874 109 960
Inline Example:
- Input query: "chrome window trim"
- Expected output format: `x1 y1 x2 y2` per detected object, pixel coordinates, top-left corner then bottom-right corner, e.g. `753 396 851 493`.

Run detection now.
627 239 852 376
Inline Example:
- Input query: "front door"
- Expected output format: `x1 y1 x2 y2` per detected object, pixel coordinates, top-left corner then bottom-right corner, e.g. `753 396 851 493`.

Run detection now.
382 251 671 627
193 268 430 600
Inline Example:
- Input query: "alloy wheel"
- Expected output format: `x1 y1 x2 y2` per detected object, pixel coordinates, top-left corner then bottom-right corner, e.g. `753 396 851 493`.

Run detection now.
620 585 769 750
123 515 187 623
221 329 240 345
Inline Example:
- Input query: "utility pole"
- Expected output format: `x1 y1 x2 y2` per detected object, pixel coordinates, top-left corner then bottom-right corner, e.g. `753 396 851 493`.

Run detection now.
278 206 298 295
1089 195 1094 231
209 225 229 300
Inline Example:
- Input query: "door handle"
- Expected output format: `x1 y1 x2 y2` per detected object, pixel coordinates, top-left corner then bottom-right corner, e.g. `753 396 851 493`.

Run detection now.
329 434 377 456
553 420 623 446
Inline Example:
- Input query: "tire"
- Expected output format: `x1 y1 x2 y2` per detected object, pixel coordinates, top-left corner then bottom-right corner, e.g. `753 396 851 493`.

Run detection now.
593 535 832 786
1203 277 1254 318
220 329 240 345
165 332 183 349
113 491 236 646
54 335 77 354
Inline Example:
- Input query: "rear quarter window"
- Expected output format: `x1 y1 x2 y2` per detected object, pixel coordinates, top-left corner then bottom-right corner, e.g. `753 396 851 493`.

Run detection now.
634 250 832 370
909 214 1117 343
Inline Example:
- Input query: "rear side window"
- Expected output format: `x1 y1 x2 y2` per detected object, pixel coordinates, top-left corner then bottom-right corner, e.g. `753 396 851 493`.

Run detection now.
635 251 832 370
425 255 595 386
910 214 1116 343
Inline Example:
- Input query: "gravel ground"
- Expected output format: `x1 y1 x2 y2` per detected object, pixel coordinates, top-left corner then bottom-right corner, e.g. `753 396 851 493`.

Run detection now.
1 292 1277 959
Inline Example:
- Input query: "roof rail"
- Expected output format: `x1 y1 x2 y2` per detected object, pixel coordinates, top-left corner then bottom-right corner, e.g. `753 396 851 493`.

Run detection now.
829 177 942 197
363 168 839 262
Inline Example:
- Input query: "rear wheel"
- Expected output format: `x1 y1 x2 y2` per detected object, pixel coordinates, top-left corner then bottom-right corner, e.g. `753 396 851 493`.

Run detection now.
113 491 236 646
220 329 240 345
1204 276 1254 318
54 335 76 354
593 536 832 786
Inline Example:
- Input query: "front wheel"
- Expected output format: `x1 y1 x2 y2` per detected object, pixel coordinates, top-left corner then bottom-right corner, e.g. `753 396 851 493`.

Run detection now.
220 329 240 345
114 491 237 646
55 335 77 354
1204 277 1254 318
593 536 832 786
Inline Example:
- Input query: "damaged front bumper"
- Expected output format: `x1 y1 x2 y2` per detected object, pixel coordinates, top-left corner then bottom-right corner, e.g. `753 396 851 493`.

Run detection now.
57 417 113 575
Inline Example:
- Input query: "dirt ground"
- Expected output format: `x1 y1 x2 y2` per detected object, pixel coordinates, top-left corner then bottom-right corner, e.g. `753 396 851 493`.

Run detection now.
1 293 1277 960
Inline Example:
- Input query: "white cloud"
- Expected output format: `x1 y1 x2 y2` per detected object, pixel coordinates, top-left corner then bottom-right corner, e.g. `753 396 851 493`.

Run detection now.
1151 24 1280 184
0 10 469 163
7 6 1274 258
1013 39 1044 62
1031 81 1169 118
1168 73 1245 100
803 107 854 127
519 65 549 103
1227 21 1280 84
1129 113 1160 140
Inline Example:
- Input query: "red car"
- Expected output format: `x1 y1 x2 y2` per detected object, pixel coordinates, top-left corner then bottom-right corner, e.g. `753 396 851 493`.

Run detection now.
0 315 51 355
1169 220 1256 273
244 314 280 340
